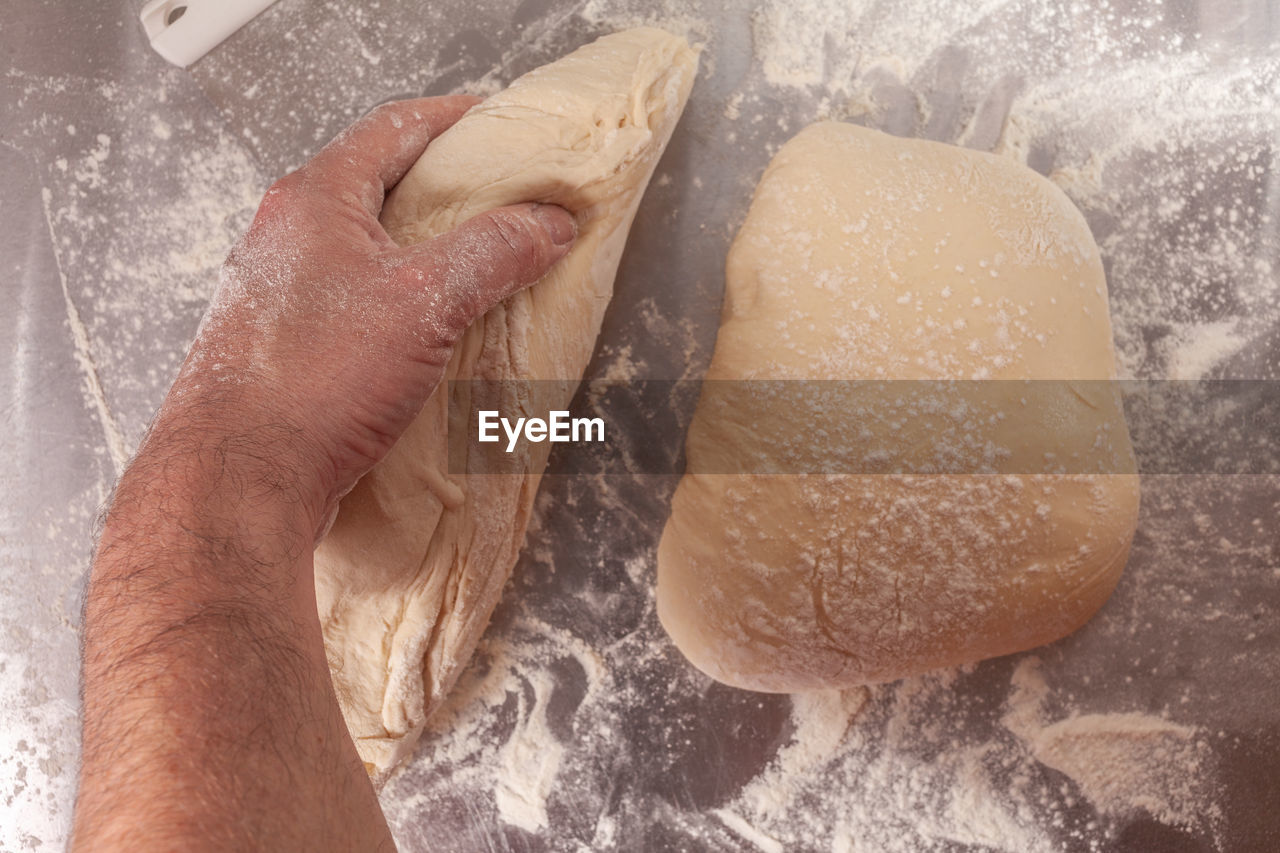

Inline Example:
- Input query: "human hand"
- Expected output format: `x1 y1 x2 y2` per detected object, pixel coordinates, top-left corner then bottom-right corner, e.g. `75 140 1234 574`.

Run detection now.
156 95 577 534
77 93 578 853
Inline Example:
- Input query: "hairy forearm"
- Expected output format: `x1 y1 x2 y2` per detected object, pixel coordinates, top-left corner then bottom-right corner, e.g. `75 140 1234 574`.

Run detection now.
74 403 392 851
70 93 573 850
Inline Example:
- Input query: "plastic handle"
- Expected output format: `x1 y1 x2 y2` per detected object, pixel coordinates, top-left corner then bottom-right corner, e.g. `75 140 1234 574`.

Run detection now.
140 0 279 68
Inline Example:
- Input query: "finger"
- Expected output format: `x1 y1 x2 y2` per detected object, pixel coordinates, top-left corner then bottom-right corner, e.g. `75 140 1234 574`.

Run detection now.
299 95 483 216
397 203 578 337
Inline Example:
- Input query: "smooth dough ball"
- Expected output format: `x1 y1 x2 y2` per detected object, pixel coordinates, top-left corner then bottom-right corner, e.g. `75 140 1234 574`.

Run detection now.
657 122 1140 692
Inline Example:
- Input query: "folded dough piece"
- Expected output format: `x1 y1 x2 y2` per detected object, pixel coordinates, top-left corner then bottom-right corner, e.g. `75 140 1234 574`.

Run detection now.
315 28 697 782
657 122 1139 692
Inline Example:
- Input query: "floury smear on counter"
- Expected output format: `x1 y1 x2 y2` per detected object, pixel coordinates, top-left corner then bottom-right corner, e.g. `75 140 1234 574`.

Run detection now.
477 410 605 453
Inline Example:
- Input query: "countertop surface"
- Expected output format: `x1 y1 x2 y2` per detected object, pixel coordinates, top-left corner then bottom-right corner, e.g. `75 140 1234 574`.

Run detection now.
3 1 1278 850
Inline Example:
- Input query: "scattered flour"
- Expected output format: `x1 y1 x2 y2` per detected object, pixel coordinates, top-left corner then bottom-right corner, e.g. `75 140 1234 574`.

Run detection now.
1004 658 1221 832
739 688 869 816
5 0 1274 850
711 808 784 853
1162 320 1247 381
493 669 565 832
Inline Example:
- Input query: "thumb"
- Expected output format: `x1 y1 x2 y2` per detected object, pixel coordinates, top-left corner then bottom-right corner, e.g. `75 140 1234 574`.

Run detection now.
400 202 577 337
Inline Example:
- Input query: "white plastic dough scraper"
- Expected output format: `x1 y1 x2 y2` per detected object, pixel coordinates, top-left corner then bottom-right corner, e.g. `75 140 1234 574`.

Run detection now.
140 0 280 67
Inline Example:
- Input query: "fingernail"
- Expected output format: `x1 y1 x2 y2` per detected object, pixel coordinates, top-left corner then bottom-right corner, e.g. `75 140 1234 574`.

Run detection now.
531 203 577 247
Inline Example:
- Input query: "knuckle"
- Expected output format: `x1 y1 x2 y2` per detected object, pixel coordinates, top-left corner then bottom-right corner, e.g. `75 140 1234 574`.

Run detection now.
367 101 401 122
356 101 409 139
253 170 327 234
447 272 489 329
266 170 306 200
256 173 306 221
486 211 541 267
219 248 243 280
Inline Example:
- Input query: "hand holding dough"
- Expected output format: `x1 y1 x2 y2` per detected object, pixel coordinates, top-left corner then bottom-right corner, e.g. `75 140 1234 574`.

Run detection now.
658 123 1139 691
315 28 697 782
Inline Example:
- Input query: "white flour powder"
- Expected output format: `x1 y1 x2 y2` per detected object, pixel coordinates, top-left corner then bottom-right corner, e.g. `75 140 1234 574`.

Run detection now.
6 0 1275 850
